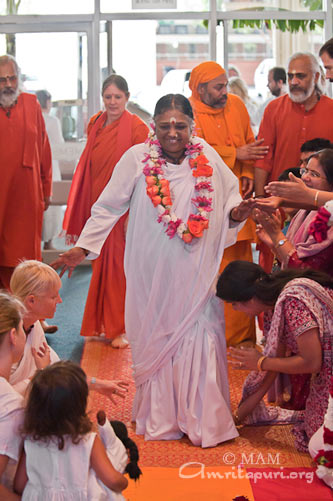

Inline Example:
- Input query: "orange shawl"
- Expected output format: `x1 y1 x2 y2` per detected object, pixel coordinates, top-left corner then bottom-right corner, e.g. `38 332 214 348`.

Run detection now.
63 110 133 244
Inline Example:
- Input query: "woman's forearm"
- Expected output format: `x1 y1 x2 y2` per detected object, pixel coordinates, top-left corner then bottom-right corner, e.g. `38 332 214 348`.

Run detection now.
237 371 277 422
262 353 321 374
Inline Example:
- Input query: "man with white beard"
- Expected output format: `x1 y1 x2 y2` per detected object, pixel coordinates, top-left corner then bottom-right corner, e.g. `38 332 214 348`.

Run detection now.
0 55 52 289
254 52 333 199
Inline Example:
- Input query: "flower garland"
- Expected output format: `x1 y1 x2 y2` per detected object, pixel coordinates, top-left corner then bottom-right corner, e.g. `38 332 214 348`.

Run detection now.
314 378 333 488
142 128 214 244
309 200 333 243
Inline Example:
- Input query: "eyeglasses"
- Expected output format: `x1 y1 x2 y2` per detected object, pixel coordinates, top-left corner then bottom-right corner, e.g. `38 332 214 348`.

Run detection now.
0 75 17 84
300 167 326 179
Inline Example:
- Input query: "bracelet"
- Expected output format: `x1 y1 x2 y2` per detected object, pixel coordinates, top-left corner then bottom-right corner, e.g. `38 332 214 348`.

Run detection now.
257 355 267 371
255 195 265 199
90 377 96 384
314 190 320 208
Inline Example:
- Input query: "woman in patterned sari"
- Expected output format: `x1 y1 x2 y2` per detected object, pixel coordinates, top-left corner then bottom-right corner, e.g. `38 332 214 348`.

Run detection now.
217 260 333 451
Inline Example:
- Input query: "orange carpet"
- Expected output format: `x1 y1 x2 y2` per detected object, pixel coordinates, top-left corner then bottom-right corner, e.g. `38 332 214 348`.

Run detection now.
80 339 332 500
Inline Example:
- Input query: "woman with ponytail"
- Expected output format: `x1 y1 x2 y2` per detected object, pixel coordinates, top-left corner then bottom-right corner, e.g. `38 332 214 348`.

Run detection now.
217 261 333 452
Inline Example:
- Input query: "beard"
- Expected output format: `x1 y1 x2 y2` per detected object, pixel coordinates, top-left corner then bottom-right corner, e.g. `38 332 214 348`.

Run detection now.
288 77 315 103
0 86 19 108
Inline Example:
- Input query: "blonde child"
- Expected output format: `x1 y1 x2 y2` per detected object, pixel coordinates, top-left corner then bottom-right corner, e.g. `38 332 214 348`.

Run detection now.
14 361 128 500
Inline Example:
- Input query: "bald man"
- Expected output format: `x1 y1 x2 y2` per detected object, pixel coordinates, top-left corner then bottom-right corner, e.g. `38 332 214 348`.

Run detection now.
189 61 268 346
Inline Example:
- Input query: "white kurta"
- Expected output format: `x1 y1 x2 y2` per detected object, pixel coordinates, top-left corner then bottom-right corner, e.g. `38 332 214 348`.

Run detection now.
77 138 243 447
42 112 64 242
10 321 60 395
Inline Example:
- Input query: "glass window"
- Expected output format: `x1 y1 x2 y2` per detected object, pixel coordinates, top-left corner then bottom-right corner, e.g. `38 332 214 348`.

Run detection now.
7 32 89 146
101 0 209 13
217 0 322 11
0 0 94 15
220 21 324 100
109 19 208 115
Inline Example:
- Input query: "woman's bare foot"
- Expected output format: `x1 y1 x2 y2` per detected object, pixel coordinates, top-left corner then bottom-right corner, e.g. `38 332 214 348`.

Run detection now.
111 334 129 349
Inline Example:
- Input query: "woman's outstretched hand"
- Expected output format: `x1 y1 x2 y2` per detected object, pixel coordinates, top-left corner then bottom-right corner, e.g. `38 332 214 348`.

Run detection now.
51 247 87 278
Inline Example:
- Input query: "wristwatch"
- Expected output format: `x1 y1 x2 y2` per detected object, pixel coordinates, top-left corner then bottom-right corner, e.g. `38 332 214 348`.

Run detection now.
276 238 287 248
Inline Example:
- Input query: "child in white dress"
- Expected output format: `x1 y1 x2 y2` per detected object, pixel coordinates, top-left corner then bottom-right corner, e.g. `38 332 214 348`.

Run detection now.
13 361 128 500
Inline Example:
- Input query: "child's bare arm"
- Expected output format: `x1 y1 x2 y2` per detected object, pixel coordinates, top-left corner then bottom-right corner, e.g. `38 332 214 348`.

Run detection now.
13 449 28 495
90 435 128 493
0 454 21 500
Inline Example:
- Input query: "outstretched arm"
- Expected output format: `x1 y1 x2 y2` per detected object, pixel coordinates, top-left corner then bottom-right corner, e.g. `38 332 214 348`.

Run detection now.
265 173 333 209
51 247 87 278
88 378 129 405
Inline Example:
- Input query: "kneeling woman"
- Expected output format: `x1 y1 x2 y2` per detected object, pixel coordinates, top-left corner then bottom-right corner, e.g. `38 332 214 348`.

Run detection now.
217 261 333 452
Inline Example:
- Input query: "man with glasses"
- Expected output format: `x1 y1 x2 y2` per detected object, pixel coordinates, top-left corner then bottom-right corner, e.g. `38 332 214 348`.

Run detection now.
0 55 52 289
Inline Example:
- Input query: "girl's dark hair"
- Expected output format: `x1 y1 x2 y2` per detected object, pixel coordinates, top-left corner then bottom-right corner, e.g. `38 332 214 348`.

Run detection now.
22 361 92 450
153 93 193 120
102 74 129 97
216 260 333 306
110 420 142 481
308 148 333 187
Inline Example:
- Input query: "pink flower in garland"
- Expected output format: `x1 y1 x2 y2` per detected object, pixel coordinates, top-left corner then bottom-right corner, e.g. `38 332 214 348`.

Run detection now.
195 181 213 192
192 196 213 211
165 220 181 238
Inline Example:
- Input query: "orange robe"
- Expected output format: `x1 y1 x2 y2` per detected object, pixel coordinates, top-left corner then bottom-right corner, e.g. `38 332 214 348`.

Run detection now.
65 110 148 339
0 93 52 289
190 90 256 346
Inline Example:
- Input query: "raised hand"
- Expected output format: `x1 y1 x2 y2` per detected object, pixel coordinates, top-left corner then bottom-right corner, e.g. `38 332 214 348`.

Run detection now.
31 341 51 370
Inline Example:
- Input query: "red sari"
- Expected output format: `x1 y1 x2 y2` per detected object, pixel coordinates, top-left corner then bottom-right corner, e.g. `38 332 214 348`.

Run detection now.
64 110 148 338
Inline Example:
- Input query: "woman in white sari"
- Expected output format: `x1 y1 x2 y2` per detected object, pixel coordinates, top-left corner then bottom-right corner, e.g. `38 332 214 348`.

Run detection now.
52 94 256 447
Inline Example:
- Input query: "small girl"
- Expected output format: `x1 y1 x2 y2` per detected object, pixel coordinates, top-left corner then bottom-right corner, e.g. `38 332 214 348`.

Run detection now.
88 412 142 500
14 361 128 500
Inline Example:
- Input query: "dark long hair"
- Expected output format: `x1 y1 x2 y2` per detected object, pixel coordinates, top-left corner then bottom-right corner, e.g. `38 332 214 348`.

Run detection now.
153 93 193 120
216 261 333 305
22 361 92 450
111 420 142 481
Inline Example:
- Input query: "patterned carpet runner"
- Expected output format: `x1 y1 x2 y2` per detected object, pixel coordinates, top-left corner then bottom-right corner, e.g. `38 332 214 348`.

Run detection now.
81 338 332 500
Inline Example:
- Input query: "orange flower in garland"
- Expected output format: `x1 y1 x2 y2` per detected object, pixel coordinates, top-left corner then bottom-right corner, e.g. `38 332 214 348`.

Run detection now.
190 154 213 178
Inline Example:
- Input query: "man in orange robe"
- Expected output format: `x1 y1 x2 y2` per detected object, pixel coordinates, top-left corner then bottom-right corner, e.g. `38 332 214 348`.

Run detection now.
189 61 268 345
255 52 333 273
0 55 52 289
